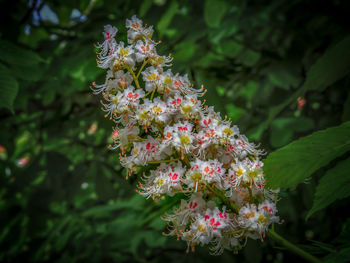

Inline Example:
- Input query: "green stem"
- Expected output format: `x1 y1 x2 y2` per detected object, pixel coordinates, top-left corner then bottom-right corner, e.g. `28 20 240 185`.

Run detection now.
182 154 191 168
126 65 141 90
206 184 239 213
136 59 148 78
150 87 156 100
155 123 164 135
147 158 179 164
223 229 244 236
268 229 322 263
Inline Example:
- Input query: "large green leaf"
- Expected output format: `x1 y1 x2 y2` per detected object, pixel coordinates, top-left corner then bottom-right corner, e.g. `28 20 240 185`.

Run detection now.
307 158 350 219
0 40 44 66
264 121 350 190
302 36 350 92
204 0 228 28
0 65 19 112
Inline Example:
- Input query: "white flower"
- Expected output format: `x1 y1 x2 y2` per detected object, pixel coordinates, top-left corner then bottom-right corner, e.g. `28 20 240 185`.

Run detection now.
92 70 133 94
134 40 156 62
96 24 118 56
126 15 154 43
162 121 195 154
178 95 202 118
228 158 265 188
139 161 186 198
171 73 204 96
111 123 139 149
238 202 279 238
185 159 226 191
142 66 161 92
114 70 133 89
93 16 280 256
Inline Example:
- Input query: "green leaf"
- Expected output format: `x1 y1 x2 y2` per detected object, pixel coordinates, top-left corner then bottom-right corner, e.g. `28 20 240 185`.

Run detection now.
244 239 262 263
307 158 350 219
342 89 350 122
157 0 179 36
82 195 146 218
173 41 198 62
9 63 44 81
225 104 245 123
95 165 115 201
204 0 228 28
264 121 350 190
270 117 315 148
0 40 44 66
324 247 350 263
139 0 153 17
238 48 261 66
302 36 350 92
265 62 301 90
335 218 350 245
218 40 243 58
0 65 19 112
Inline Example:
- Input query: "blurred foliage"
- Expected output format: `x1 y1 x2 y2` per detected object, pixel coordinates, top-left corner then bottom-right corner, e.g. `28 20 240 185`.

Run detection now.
0 0 350 262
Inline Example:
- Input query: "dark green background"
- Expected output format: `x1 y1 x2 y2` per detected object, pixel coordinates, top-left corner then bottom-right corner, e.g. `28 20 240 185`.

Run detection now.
1 0 350 262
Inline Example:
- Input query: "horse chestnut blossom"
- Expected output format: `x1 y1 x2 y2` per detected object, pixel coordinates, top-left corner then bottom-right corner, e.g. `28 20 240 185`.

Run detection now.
92 15 280 255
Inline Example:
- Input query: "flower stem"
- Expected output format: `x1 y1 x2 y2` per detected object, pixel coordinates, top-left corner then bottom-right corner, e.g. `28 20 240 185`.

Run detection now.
268 229 322 263
223 229 244 236
137 59 148 78
126 65 141 90
147 158 179 164
150 87 156 100
206 184 239 213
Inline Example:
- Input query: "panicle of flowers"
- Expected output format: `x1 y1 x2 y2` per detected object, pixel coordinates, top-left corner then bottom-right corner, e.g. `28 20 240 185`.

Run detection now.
92 15 280 255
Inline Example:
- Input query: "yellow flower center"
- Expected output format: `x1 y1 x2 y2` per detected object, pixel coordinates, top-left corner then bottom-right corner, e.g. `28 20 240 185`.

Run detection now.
258 215 269 224
180 135 191 145
198 224 206 233
164 77 172 85
120 48 129 56
139 111 149 120
224 127 233 136
112 97 118 104
146 72 158 81
236 168 244 176
156 178 164 186
152 106 162 114
182 105 192 113
248 170 258 178
191 172 202 181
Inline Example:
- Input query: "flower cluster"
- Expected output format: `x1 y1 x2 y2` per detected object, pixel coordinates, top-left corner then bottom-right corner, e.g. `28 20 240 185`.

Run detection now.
93 15 280 255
